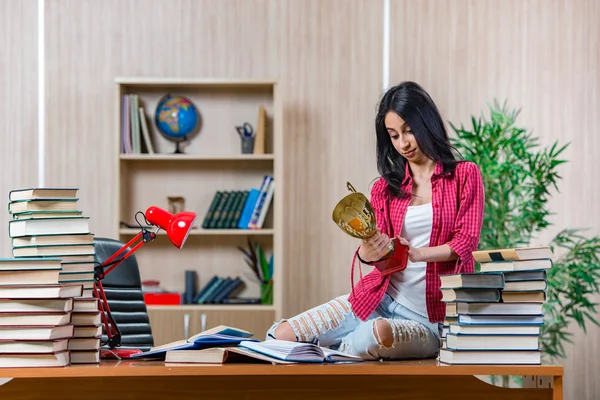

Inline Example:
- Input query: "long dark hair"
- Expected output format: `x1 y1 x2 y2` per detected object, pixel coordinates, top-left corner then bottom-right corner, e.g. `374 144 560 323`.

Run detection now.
375 81 460 198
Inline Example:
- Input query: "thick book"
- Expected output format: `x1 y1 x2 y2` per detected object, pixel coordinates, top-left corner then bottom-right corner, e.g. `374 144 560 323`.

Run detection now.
0 351 70 367
501 291 546 303
9 199 80 213
449 324 541 335
12 233 95 247
0 324 74 341
130 325 256 359
477 259 552 273
239 340 363 363
0 339 69 354
0 284 83 299
0 268 61 285
456 302 543 316
9 188 78 202
472 246 554 263
439 272 504 289
0 312 72 326
503 280 547 292
12 243 95 258
12 210 83 220
9 217 90 237
457 314 544 325
440 288 501 302
165 346 296 365
0 298 74 313
445 333 539 351
0 257 62 270
439 348 541 365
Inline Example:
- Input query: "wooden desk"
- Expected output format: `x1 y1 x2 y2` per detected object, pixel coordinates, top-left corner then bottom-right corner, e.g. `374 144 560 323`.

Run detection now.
0 360 563 400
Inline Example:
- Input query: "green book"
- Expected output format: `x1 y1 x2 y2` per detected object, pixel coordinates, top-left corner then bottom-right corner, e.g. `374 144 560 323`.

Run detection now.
201 191 222 229
208 192 229 229
230 191 249 228
215 192 236 229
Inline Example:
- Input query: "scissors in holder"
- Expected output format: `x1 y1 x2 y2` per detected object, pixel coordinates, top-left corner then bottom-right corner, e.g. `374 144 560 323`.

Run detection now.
236 122 255 138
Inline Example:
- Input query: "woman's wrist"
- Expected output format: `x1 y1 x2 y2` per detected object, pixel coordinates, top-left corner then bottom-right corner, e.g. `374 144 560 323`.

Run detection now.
357 248 373 264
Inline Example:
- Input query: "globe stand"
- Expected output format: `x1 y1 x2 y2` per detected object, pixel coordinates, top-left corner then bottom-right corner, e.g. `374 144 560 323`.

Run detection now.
173 138 186 154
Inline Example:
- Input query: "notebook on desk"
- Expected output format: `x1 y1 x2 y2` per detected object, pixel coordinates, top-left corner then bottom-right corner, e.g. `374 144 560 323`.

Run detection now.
130 325 256 360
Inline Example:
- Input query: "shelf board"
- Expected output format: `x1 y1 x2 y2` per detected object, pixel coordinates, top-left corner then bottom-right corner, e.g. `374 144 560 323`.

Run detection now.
146 304 275 312
119 228 274 236
120 154 274 162
115 77 276 87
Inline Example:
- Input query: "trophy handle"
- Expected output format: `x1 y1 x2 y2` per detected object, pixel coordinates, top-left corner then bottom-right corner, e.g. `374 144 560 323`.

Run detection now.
346 182 357 193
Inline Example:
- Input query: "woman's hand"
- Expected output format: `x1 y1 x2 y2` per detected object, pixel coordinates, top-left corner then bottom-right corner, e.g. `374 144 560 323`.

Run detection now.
398 237 423 263
358 231 392 263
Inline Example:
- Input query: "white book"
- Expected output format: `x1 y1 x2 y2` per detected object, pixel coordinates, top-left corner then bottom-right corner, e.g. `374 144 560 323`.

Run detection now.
9 217 90 237
239 340 363 363
0 351 70 367
439 348 541 365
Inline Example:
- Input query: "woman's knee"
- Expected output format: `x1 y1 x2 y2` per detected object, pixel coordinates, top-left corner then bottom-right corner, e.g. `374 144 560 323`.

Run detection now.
273 321 297 341
373 319 394 348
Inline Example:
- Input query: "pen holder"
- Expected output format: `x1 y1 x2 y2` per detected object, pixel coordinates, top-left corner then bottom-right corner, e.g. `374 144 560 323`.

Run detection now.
260 280 273 305
241 136 255 154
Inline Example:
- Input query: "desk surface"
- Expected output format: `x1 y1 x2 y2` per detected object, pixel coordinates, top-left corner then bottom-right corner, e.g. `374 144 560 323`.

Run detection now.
0 359 563 378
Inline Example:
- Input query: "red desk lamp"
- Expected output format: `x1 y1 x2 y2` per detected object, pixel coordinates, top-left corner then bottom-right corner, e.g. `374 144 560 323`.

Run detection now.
93 206 196 359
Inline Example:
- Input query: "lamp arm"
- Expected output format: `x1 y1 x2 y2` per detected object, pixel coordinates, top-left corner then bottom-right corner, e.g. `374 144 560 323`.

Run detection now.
94 228 157 350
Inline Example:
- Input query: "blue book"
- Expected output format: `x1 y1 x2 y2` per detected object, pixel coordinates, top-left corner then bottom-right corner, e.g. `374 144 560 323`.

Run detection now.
237 189 260 229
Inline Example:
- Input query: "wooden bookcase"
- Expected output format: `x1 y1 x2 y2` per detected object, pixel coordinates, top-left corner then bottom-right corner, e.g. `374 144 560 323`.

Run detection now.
114 78 283 345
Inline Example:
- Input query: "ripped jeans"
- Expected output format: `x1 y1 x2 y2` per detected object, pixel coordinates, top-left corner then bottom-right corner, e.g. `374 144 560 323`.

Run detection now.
266 293 442 360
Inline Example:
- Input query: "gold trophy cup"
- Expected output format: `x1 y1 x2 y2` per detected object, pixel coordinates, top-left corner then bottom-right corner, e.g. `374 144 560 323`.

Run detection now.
332 182 408 275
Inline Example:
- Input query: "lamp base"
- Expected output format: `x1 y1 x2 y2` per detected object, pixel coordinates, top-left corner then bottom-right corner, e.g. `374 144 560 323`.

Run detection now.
100 348 143 359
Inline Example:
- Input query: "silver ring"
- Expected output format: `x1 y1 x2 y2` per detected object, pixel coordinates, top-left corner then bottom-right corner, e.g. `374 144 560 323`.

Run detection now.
387 241 394 253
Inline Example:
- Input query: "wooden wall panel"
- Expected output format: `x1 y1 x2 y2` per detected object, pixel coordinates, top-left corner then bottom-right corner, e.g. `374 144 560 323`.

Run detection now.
44 0 282 238
0 0 38 256
389 1 600 399
278 1 383 313
44 0 383 320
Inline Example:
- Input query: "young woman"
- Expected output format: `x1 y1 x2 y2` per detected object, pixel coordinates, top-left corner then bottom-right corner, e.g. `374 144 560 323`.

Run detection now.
267 81 485 360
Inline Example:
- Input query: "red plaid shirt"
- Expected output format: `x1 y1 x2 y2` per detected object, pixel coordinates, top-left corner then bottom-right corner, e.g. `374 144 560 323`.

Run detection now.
348 161 485 323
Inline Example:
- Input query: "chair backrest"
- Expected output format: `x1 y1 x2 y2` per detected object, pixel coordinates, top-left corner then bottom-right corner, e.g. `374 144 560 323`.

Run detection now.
93 237 154 351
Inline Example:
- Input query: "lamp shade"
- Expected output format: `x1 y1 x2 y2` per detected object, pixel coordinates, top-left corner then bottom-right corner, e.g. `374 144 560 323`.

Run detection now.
145 206 197 249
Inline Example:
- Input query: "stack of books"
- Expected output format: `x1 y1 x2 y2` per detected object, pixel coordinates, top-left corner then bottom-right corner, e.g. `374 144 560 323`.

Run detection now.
0 257 81 367
438 246 554 365
8 187 101 364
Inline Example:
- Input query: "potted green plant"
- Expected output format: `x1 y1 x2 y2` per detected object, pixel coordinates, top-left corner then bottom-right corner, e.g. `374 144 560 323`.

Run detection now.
450 100 600 385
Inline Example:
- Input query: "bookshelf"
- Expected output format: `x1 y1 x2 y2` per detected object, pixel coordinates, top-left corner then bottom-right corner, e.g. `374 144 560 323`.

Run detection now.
114 78 283 345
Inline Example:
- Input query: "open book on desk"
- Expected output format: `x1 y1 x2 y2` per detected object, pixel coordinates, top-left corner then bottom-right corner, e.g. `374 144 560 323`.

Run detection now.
130 325 257 360
238 340 364 363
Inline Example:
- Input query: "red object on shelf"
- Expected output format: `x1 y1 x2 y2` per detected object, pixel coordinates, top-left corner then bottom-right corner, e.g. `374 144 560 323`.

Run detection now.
144 292 182 305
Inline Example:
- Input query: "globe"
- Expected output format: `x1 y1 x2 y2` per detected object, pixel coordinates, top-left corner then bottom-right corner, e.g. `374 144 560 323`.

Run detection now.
155 94 200 153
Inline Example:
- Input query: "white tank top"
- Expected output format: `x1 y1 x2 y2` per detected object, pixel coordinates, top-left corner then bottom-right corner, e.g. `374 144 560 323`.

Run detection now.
386 202 433 318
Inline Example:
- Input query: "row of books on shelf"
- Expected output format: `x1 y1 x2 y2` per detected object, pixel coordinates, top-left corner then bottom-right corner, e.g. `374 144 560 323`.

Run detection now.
190 275 247 304
142 275 254 306
437 245 554 365
121 94 155 154
1 188 101 367
202 175 274 230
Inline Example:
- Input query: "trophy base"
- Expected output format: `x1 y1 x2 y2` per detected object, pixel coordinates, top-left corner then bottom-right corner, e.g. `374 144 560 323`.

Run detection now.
372 238 409 276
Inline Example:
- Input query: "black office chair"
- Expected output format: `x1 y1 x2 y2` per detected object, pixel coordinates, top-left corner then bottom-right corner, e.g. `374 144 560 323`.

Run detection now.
93 237 154 352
